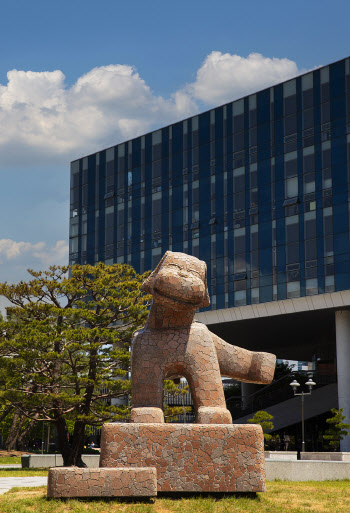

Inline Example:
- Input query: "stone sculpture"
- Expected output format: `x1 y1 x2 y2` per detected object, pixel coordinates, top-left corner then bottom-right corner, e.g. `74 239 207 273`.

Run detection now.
48 251 276 497
130 251 276 424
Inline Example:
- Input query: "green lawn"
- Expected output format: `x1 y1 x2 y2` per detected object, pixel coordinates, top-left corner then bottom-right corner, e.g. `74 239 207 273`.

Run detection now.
0 456 21 464
0 468 48 477
0 481 350 513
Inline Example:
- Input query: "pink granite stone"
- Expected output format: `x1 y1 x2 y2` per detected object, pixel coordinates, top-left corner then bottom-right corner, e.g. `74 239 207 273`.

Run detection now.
47 467 157 498
131 251 276 424
100 423 266 493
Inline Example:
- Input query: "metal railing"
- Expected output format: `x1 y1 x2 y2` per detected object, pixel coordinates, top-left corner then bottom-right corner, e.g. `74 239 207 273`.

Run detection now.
226 370 337 419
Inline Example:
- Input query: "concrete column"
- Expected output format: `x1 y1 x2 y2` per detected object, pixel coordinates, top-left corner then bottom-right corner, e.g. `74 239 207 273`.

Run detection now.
241 382 260 410
335 310 350 451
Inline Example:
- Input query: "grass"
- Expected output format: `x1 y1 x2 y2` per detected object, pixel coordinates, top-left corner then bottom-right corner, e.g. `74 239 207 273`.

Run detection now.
0 456 21 464
0 481 350 513
0 468 48 477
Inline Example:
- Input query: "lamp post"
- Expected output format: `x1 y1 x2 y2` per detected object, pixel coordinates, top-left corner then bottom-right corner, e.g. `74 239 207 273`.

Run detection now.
290 377 316 452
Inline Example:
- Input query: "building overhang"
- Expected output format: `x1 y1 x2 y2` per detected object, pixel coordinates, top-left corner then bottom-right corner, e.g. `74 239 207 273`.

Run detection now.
195 291 350 361
196 290 350 326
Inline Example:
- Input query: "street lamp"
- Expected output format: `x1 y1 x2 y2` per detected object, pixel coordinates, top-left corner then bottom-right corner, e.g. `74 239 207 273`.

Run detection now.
290 377 316 452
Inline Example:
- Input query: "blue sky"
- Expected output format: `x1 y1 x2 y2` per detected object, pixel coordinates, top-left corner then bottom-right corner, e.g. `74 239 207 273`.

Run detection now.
0 0 349 283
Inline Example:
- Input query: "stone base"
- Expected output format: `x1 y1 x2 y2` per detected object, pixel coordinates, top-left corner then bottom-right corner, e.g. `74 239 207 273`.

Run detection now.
100 423 266 493
47 467 157 498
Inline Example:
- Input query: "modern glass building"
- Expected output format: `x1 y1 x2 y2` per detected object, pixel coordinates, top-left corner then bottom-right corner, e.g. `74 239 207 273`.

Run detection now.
70 56 350 449
70 56 350 312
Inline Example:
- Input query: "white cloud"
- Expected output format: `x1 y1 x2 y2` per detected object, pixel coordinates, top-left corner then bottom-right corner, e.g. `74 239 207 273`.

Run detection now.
0 239 68 282
188 52 302 105
0 53 304 166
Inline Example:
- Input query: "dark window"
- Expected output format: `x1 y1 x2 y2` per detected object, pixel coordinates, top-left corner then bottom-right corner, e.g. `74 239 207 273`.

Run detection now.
250 169 258 188
233 114 244 132
251 231 259 250
321 103 330 124
303 154 315 173
303 89 314 109
249 109 257 127
286 243 300 264
234 235 246 254
152 198 161 216
250 251 259 270
324 235 333 254
284 115 297 136
234 173 245 192
284 95 297 116
152 160 162 179
234 193 245 211
321 83 330 103
249 128 257 147
305 239 317 260
322 148 332 169
324 213 333 235
286 221 299 243
250 188 258 206
305 217 316 239
303 109 314 130
233 132 245 152
285 158 298 178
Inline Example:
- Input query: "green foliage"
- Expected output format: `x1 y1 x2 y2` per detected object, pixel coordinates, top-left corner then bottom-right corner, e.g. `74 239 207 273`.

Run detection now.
163 380 192 423
273 360 295 381
323 408 350 451
247 410 274 443
0 263 151 462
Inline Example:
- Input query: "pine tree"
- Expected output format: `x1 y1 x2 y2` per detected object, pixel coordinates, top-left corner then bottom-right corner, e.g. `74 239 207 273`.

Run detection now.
247 410 274 445
0 263 151 465
323 408 350 451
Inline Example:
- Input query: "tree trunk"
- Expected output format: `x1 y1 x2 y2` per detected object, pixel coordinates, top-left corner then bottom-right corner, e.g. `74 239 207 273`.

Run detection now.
69 420 87 467
55 417 86 467
5 411 26 451
16 414 39 451
0 405 13 424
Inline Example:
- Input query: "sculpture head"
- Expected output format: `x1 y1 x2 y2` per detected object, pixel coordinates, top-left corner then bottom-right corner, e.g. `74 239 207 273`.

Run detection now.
142 251 210 310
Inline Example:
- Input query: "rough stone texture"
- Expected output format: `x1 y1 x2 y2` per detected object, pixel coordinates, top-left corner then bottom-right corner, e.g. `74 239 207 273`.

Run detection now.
47 467 157 498
100 423 266 493
131 251 276 424
48 251 275 498
130 407 164 423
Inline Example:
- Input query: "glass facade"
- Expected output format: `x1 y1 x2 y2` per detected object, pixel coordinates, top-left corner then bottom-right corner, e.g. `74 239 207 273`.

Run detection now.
69 57 350 312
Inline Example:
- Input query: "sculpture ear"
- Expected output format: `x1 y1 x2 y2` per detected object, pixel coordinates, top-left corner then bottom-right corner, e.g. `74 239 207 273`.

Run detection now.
142 251 171 294
199 263 210 308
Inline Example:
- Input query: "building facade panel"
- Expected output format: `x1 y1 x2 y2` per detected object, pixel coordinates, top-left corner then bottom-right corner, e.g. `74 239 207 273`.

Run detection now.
70 57 350 313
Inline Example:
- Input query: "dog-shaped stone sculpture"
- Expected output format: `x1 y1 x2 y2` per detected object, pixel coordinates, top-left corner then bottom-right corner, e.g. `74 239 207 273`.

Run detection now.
131 251 276 424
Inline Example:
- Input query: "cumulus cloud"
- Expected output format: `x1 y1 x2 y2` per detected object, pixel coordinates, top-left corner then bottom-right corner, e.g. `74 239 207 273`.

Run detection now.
189 52 302 105
0 53 304 166
0 239 68 282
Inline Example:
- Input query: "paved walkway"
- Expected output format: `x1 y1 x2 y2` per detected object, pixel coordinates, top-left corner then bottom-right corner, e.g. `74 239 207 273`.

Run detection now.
0 464 21 469
0 476 47 494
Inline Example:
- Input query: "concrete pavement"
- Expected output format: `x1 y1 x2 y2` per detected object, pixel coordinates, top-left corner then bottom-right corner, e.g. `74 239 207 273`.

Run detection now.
0 476 47 495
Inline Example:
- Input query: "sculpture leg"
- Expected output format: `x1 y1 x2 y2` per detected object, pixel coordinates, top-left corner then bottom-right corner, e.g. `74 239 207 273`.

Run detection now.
131 357 165 423
130 407 164 423
186 368 232 424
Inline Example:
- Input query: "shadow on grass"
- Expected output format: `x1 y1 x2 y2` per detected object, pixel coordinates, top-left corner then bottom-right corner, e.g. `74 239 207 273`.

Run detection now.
46 496 154 504
46 491 260 503
158 491 260 501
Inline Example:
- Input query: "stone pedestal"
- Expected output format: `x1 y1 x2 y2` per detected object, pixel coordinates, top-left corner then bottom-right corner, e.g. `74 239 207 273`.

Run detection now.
100 423 266 493
47 467 157 498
